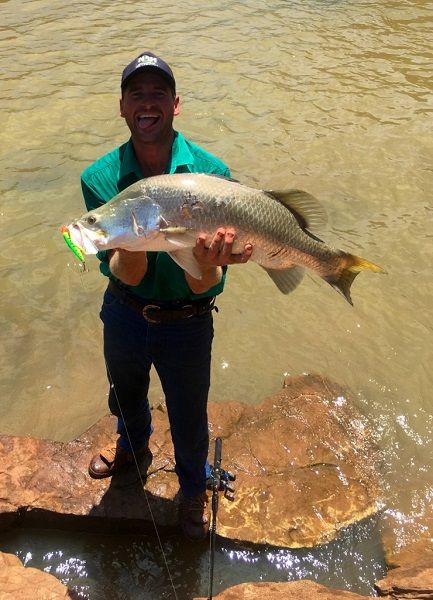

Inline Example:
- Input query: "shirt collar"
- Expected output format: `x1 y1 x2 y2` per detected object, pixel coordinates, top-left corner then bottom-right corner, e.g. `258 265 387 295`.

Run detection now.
118 139 143 190
118 131 194 190
168 131 194 173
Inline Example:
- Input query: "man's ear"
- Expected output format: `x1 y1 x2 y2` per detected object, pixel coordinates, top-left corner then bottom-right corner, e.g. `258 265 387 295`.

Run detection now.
173 95 180 117
119 97 125 118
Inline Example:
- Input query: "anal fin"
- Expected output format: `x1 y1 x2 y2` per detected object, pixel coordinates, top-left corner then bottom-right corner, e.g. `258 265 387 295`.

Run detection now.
261 265 305 295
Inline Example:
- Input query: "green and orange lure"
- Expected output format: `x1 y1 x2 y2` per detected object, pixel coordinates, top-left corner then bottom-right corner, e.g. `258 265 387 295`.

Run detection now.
60 225 88 272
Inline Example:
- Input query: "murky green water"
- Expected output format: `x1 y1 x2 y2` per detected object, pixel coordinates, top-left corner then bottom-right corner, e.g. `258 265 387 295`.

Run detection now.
0 0 432 597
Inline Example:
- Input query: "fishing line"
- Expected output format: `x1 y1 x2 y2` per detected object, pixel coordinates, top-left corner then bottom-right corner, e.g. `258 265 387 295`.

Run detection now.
208 437 222 600
74 264 179 600
64 232 233 598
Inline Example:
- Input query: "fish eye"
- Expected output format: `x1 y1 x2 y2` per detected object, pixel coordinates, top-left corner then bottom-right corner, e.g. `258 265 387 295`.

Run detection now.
86 215 97 225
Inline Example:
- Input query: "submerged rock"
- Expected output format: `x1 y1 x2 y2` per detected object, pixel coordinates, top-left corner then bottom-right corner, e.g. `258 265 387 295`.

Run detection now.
0 375 380 548
381 504 433 569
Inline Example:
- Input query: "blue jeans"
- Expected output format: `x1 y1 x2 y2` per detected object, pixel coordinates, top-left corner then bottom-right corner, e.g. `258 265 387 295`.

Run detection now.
100 287 214 497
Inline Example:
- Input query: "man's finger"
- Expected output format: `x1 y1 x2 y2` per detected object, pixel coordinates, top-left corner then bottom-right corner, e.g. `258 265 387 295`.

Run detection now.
219 230 235 259
208 229 225 258
193 234 207 258
230 244 253 264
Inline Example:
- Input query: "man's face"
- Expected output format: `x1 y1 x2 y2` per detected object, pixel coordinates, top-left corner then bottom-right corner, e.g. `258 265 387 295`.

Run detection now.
119 71 180 144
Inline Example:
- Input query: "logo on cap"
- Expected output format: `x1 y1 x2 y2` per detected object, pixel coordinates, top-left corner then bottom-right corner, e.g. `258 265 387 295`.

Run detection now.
137 55 158 67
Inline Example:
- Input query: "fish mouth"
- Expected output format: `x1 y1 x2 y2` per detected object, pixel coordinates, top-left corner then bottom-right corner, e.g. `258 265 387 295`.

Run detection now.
68 223 104 255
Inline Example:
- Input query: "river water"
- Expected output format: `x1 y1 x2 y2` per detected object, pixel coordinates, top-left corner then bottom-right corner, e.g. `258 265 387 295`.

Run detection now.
0 0 432 598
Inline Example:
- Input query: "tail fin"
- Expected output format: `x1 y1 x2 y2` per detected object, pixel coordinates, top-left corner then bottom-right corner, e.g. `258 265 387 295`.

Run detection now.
325 254 385 305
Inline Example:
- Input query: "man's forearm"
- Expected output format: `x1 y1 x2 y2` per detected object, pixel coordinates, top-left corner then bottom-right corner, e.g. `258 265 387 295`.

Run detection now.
108 249 148 286
185 266 223 294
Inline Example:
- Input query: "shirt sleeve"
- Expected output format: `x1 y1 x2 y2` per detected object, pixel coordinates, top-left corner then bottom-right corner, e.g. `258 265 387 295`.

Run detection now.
81 178 105 211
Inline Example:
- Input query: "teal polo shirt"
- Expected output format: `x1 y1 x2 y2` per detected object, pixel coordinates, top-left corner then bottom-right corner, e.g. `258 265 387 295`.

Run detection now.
80 131 230 301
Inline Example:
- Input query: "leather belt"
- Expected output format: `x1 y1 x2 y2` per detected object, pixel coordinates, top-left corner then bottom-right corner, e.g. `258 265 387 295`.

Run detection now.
108 280 217 324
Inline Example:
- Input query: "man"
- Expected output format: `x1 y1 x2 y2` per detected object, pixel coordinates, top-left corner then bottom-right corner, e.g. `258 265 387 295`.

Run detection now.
81 51 252 541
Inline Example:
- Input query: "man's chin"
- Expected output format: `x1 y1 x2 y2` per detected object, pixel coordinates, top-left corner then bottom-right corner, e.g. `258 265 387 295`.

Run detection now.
133 128 170 146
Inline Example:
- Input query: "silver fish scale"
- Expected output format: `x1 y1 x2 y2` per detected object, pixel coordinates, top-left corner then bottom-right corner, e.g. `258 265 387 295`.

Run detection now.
70 173 383 301
137 173 338 270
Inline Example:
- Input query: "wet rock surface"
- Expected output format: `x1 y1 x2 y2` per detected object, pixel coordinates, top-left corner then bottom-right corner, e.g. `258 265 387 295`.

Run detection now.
212 374 381 546
381 506 433 570
0 375 380 548
193 564 433 599
377 533 433 599
0 551 76 599
0 375 432 599
377 506 433 598
375 558 433 598
193 580 371 599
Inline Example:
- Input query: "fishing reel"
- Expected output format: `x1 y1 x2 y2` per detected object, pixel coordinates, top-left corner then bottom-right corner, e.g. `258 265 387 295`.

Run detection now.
207 438 236 600
206 440 236 501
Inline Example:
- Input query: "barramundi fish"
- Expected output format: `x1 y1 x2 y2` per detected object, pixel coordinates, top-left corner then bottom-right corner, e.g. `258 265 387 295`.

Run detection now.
65 173 384 304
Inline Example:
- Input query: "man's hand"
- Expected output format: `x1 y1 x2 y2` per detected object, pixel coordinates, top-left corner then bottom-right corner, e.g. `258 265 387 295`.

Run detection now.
193 228 253 267
185 228 253 294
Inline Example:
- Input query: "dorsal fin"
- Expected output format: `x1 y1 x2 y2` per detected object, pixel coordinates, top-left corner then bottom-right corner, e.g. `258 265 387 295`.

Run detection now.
202 174 241 184
265 189 327 232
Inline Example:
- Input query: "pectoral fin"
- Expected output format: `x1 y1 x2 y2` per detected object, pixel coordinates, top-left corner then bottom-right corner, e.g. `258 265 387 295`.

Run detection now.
262 265 305 294
168 248 203 280
131 211 146 237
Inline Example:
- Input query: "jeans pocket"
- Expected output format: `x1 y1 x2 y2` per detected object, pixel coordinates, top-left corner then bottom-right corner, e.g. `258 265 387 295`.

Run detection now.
100 288 120 320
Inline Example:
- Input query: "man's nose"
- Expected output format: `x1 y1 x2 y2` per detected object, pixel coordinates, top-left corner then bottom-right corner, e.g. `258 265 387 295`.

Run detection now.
140 94 157 107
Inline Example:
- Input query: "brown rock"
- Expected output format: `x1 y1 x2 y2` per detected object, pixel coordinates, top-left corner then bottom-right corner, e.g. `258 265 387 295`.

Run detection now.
0 551 75 599
0 375 380 548
381 507 433 569
193 579 371 599
385 539 433 571
375 558 433 598
212 374 381 546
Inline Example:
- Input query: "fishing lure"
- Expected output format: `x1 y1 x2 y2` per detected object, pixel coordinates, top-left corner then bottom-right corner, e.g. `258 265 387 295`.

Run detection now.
60 225 88 271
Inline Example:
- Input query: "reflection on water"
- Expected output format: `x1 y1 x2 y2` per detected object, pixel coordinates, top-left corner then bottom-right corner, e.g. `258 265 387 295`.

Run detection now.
1 516 386 599
0 0 432 596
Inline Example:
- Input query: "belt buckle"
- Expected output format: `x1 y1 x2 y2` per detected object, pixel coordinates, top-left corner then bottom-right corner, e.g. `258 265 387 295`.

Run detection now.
142 304 162 323
182 304 194 319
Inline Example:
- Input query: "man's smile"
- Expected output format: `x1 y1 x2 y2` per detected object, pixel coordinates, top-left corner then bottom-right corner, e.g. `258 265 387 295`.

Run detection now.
137 114 160 130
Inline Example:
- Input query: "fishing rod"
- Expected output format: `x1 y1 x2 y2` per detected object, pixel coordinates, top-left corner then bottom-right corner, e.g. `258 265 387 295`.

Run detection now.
207 437 236 600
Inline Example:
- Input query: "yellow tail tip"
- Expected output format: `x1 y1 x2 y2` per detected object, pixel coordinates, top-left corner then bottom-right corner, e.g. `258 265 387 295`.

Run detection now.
348 255 386 275
325 253 386 305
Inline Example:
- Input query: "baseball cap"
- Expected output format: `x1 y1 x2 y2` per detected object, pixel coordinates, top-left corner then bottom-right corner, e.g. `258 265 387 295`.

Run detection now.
121 52 176 93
